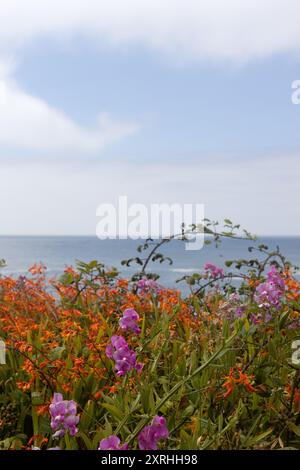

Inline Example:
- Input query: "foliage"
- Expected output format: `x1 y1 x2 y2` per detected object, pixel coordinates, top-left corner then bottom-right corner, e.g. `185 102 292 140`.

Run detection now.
0 221 299 450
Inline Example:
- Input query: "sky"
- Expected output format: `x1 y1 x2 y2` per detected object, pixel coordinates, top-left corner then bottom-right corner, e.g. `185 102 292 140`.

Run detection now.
0 0 300 236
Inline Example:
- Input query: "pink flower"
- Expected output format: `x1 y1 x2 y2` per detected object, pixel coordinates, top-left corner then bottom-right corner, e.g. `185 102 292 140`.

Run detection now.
106 335 143 376
136 279 159 293
119 308 141 335
254 265 285 311
204 263 224 279
138 416 169 450
49 393 79 439
98 435 128 450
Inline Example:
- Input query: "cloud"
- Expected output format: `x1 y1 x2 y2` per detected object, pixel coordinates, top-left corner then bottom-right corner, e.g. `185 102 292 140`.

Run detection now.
1 152 299 235
0 1 300 62
0 9 142 157
0 78 138 154
0 1 298 155
0 57 16 78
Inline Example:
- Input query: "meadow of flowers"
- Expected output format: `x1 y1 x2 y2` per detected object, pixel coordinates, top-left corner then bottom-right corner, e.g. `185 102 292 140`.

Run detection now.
0 223 300 450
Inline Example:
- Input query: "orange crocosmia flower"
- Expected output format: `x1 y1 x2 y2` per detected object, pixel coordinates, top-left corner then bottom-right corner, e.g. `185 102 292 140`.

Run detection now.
28 435 48 447
38 361 50 369
117 279 129 289
16 381 32 392
28 263 46 275
61 383 72 393
222 370 235 398
94 391 102 400
63 266 77 275
236 370 256 393
186 416 198 432
284 269 300 301
248 278 259 288
36 405 50 416
222 367 256 398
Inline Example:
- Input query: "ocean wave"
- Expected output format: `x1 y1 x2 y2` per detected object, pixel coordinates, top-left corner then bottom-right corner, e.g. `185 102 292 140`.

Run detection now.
171 268 198 273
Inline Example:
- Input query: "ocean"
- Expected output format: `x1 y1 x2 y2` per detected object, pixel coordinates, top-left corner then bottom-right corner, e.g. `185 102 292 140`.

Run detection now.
0 236 299 291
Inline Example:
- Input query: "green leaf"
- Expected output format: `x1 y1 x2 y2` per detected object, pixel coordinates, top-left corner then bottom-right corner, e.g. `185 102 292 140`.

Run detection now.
288 422 300 437
101 403 123 421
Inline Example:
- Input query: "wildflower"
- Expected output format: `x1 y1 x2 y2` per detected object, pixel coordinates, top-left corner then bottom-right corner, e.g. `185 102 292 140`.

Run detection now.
284 270 300 301
28 263 46 275
105 335 142 376
36 404 50 416
222 367 256 398
136 278 159 293
254 265 285 311
250 312 272 324
49 393 79 439
98 435 128 450
204 263 224 279
28 435 48 449
229 293 240 301
138 416 169 450
119 308 141 334
235 306 245 318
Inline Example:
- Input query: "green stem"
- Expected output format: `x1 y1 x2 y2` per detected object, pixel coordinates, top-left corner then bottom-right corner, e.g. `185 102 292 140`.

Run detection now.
64 432 72 450
32 408 39 447
127 331 237 444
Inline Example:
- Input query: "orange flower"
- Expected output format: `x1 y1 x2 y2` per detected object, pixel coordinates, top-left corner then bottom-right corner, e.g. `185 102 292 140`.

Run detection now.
36 405 50 416
284 269 300 301
28 263 46 275
28 435 48 447
222 367 256 398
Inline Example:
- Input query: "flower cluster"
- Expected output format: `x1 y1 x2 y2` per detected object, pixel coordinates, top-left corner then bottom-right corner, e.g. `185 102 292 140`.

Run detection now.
255 265 285 310
1 254 299 450
98 435 128 450
138 416 169 450
136 278 159 293
204 263 224 279
222 367 256 398
106 335 142 376
49 393 79 439
98 416 169 450
119 308 141 334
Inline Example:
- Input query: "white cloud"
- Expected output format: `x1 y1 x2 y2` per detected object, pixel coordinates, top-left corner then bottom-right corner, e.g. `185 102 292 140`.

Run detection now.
0 0 300 62
0 57 16 78
0 78 138 154
0 0 298 155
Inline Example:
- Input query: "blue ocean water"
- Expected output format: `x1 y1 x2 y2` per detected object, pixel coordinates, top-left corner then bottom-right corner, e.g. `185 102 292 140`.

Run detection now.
0 236 299 289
